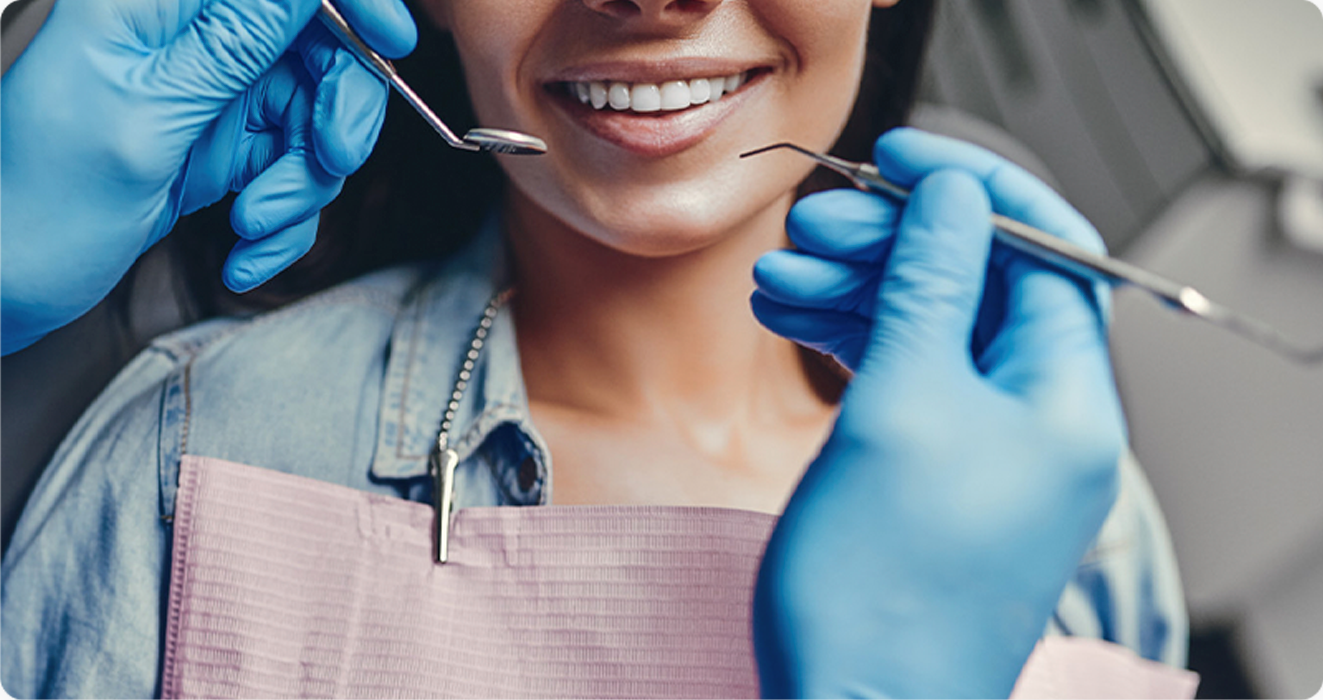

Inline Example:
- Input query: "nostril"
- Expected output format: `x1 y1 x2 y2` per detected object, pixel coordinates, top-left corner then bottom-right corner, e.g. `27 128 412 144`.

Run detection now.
586 0 718 20
598 0 641 18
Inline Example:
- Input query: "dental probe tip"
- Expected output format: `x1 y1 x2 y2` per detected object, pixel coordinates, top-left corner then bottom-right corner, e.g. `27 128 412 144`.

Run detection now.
741 143 814 159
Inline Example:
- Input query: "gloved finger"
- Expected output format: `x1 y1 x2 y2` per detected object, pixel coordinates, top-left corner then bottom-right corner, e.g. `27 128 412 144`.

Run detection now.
786 190 901 262
226 56 312 191
875 128 1104 256
230 130 285 193
981 255 1117 408
179 97 249 218
179 55 303 220
862 169 994 372
222 213 321 293
316 56 389 176
751 293 871 370
875 127 1111 322
333 0 419 59
231 149 344 240
255 54 316 152
294 26 389 178
753 250 880 317
231 64 344 240
157 0 324 104
295 23 341 79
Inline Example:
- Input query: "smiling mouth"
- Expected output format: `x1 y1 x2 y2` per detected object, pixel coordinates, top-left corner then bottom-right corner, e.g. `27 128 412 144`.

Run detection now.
553 70 760 114
543 68 770 157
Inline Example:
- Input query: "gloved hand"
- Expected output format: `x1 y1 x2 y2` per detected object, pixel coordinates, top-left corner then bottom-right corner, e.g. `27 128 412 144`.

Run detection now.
1 0 417 355
751 128 1125 698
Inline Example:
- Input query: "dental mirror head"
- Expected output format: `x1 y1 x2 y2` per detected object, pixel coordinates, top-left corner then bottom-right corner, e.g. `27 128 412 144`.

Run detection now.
462 128 548 156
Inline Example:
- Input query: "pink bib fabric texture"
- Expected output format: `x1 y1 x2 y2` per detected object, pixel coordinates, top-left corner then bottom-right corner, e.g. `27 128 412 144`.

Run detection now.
161 455 1198 699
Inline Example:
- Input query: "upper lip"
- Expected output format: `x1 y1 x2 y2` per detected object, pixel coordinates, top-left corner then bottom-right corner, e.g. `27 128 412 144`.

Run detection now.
545 57 777 85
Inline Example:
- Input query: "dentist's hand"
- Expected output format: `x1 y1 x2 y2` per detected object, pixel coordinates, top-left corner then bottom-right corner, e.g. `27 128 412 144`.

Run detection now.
1 0 417 354
751 129 1124 698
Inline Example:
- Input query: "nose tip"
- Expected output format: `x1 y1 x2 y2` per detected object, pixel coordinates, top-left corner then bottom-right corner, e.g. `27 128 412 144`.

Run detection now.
582 0 720 25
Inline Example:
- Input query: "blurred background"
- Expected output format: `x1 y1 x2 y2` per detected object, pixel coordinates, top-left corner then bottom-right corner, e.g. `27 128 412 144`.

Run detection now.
3 0 1322 696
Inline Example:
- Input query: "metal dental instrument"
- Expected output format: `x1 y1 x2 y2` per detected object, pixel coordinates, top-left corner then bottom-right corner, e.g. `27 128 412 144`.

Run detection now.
316 0 547 156
742 143 1323 365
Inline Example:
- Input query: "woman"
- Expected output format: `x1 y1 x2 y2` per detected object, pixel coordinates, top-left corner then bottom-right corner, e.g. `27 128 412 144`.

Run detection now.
1 0 1185 696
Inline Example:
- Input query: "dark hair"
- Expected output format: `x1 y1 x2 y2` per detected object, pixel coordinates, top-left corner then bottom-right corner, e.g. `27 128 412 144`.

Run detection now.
168 0 936 318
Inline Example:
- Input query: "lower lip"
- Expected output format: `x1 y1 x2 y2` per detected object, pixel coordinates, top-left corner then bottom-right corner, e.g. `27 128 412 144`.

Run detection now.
545 76 764 158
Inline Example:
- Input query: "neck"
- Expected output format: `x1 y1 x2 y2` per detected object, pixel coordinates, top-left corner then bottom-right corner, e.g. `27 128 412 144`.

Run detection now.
507 189 828 426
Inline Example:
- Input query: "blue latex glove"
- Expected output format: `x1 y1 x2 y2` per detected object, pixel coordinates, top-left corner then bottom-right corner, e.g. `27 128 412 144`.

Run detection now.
751 128 1125 698
1 0 417 355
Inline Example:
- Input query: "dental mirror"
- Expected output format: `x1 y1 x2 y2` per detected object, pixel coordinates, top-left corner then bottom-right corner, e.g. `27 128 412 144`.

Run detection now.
462 128 549 156
317 0 547 157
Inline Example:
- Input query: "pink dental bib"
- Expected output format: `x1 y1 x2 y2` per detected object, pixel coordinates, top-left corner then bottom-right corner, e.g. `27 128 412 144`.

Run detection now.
161 456 1197 699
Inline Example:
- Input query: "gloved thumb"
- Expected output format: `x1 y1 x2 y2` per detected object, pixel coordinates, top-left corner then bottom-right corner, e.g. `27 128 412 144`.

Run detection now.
862 169 994 373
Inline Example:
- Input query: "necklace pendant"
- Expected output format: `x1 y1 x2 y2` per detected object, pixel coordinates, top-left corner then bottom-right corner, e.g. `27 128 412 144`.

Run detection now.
430 442 460 563
428 288 512 564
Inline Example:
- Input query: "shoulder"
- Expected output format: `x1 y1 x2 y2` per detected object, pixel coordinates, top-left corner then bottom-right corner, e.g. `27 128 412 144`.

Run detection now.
15 262 438 529
0 260 473 697
1 329 180 698
152 263 428 362
147 263 438 499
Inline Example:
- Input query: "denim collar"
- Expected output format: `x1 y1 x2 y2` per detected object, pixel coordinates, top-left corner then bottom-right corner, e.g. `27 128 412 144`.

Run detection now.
368 214 550 503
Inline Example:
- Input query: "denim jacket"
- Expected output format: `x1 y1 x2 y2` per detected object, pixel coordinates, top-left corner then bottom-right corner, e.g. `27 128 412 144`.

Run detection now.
1 220 1188 698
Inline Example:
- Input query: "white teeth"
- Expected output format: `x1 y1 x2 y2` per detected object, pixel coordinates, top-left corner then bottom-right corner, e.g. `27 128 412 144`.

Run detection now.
631 83 661 112
689 78 711 105
568 72 748 112
709 76 726 101
608 82 631 110
660 80 691 110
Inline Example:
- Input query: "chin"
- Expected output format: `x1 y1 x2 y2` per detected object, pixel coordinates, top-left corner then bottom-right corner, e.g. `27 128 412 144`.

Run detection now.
585 223 735 258
582 194 760 257
507 158 802 260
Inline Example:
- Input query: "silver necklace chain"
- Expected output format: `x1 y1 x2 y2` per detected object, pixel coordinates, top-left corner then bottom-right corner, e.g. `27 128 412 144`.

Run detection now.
430 287 515 564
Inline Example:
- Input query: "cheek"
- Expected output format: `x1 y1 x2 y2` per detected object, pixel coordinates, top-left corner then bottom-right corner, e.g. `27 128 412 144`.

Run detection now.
445 2 550 130
757 0 874 49
525 152 813 255
763 0 874 144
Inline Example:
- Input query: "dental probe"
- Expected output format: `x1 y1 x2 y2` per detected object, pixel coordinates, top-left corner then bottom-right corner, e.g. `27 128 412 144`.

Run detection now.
316 0 547 155
742 143 1323 365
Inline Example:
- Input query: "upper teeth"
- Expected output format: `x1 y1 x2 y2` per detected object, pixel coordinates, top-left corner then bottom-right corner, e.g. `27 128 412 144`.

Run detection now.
569 73 749 112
